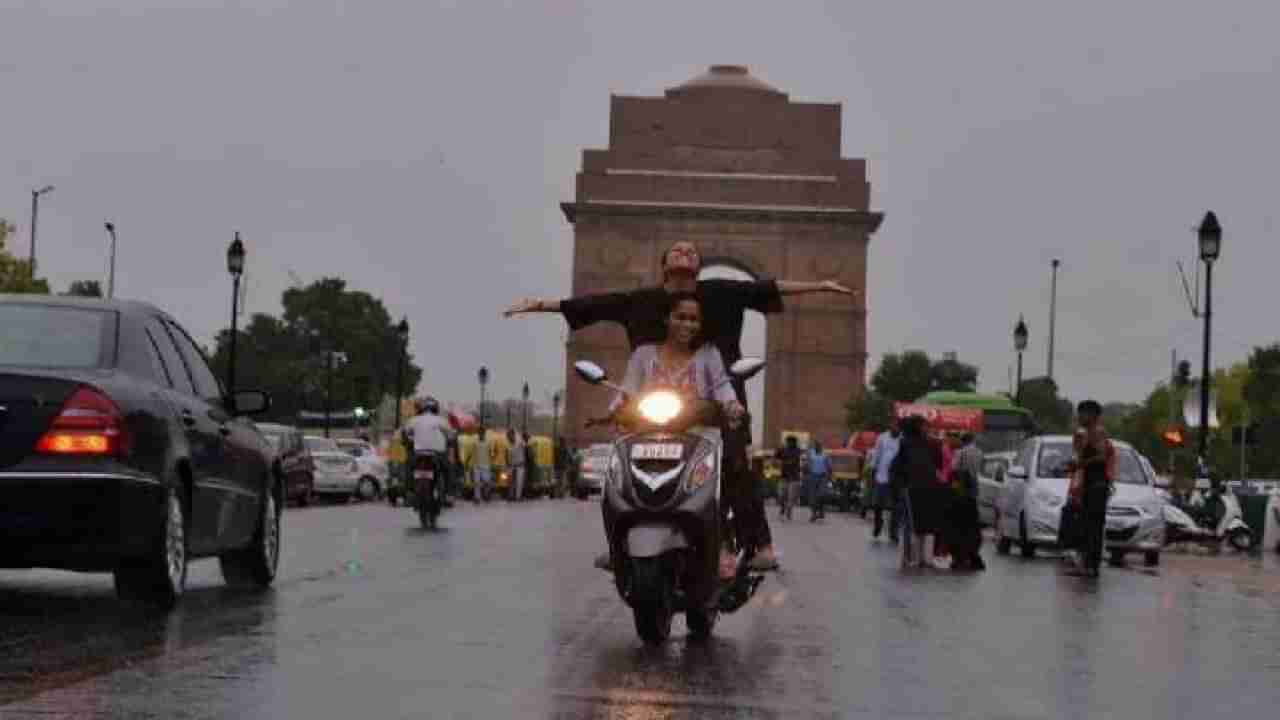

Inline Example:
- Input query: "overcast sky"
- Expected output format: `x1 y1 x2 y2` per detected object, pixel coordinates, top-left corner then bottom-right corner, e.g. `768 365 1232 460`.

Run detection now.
3 0 1277 414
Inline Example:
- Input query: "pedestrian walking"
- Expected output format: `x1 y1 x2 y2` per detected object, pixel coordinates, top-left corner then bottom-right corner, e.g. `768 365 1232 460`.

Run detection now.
891 416 944 570
470 428 494 503
804 441 832 522
776 436 803 520
867 421 901 542
1065 400 1115 578
945 432 986 571
507 429 527 501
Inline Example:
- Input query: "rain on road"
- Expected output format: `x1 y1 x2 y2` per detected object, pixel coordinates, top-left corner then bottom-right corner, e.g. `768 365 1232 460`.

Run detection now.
2 499 1279 719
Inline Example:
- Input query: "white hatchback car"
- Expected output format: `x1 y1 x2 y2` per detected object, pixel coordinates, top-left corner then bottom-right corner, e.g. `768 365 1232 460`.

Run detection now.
336 438 390 500
996 435 1165 566
304 436 361 500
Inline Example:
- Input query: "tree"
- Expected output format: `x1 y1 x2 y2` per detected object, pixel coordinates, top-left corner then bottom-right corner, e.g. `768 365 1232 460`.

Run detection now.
929 354 979 392
1017 376 1072 434
63 280 103 297
845 389 893 432
870 351 933 402
208 278 423 425
0 219 50 294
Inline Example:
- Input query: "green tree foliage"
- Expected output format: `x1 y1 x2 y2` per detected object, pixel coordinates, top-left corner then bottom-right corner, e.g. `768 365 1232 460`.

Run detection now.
208 278 423 424
1017 376 1073 434
844 390 893 432
0 219 50 294
63 280 103 297
929 354 980 393
870 351 933 402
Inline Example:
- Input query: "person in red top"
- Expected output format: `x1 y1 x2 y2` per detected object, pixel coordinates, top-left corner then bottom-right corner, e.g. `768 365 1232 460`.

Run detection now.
506 241 855 570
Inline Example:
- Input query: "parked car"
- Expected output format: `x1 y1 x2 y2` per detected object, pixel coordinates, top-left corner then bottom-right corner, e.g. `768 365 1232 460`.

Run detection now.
336 438 389 500
0 295 279 609
304 436 361 500
257 422 316 506
977 451 1014 527
575 443 613 498
996 435 1165 566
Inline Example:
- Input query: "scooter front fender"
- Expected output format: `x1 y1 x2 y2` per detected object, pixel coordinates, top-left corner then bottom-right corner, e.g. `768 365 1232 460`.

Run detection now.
627 524 689 558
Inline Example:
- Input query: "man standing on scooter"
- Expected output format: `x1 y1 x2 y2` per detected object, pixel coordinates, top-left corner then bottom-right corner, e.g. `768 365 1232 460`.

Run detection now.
506 241 856 570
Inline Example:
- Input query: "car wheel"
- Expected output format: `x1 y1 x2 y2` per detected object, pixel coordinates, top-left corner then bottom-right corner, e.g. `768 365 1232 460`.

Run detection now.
357 476 379 502
115 485 188 610
1019 514 1035 558
220 487 281 588
1144 551 1160 567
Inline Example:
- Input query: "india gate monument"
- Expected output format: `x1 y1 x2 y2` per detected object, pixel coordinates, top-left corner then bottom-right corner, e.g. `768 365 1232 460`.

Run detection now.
562 65 883 448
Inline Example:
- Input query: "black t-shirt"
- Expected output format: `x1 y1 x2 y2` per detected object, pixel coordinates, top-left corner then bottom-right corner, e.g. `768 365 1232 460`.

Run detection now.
776 445 802 481
559 279 784 405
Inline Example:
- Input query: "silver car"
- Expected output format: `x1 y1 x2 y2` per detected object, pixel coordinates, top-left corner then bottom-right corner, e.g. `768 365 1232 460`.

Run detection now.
304 436 361 500
976 451 1014 527
996 436 1165 566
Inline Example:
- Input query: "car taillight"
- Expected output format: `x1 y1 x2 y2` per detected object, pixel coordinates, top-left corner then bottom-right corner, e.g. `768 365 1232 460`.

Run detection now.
35 386 131 457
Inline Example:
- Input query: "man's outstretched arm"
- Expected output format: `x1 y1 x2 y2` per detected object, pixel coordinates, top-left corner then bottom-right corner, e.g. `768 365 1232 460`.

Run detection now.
776 280 860 297
503 298 562 316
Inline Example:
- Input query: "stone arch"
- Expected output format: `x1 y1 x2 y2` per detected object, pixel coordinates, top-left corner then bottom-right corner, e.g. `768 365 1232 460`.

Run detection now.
559 66 883 450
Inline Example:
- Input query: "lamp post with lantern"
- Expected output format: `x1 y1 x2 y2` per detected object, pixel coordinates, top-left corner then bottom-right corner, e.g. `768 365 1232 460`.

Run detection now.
225 233 246 397
1196 211 1222 462
393 318 409 431
1013 316 1028 406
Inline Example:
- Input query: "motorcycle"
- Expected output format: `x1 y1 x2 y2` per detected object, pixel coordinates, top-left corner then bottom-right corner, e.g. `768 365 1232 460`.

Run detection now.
573 356 766 646
1164 480 1254 552
411 451 445 530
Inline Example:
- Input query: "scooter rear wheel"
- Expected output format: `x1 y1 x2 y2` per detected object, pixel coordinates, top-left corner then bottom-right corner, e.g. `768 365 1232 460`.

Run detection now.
630 558 672 646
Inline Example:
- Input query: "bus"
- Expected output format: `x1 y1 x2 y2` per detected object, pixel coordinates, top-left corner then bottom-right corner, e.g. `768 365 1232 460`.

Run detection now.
914 391 1036 454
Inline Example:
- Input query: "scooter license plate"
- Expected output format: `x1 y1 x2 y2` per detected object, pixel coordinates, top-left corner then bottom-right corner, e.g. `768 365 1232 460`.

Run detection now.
631 443 683 461
413 470 434 479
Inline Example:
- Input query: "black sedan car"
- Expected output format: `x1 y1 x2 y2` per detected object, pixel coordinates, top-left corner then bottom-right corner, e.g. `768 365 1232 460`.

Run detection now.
0 294 279 609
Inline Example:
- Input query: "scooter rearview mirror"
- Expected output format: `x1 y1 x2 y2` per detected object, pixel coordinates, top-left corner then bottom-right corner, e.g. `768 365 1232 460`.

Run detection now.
574 360 608 385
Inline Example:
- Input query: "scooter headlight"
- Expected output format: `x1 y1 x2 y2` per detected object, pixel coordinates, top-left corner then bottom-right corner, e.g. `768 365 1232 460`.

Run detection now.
637 391 682 425
685 451 717 492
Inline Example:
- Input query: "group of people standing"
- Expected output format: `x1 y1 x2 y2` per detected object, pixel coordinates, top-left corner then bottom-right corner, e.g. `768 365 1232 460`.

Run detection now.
865 417 985 572
774 436 834 522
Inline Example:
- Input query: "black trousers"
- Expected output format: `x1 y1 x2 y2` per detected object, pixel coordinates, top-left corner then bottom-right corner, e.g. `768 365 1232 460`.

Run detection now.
721 423 772 551
1080 482 1109 571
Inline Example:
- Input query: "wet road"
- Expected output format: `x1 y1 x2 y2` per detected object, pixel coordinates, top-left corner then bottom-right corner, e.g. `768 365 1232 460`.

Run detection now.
2 498 1279 719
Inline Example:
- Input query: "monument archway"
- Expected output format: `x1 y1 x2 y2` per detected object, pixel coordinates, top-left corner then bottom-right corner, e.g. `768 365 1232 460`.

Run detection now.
561 65 883 448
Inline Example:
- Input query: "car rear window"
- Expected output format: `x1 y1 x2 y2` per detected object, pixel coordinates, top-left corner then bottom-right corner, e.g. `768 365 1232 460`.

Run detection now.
0 304 112 368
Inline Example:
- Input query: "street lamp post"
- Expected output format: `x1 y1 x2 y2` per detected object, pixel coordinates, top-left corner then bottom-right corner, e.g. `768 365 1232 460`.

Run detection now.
225 233 246 399
393 318 409 431
1014 316 1028 406
29 185 54 280
478 367 490 428
104 222 118 299
522 382 530 435
1047 258 1060 382
1197 211 1222 463
552 390 561 459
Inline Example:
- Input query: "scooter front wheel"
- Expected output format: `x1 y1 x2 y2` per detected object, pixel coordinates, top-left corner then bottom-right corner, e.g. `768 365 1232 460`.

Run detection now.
630 557 673 646
1229 527 1255 552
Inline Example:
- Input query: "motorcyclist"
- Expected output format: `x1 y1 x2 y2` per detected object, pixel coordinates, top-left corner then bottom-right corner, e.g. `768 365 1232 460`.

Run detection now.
404 396 454 512
505 240 856 570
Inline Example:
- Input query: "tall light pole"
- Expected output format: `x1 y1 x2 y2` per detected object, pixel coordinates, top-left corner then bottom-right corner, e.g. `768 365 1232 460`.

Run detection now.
478 367 490 428
1047 258 1060 382
225 233 246 399
104 222 118 299
1197 211 1222 463
522 382 530 435
552 390 561 449
29 185 54 279
393 318 409 430
1014 315 1028 406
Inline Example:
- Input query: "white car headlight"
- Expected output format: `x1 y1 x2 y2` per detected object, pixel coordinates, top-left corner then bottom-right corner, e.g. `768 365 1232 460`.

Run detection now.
637 391 682 425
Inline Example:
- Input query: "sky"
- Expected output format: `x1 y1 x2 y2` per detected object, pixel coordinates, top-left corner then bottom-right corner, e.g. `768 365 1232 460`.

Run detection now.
3 0 1278 417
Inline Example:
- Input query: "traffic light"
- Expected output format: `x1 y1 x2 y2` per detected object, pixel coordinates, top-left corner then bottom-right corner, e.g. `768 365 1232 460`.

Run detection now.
1162 426 1185 447
1174 360 1192 387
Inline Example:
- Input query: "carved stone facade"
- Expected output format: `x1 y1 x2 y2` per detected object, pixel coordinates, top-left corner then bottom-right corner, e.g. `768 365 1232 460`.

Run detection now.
561 66 883 448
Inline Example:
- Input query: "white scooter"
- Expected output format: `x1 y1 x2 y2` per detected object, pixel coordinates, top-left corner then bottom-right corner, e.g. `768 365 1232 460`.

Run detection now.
1165 481 1254 552
1262 493 1280 554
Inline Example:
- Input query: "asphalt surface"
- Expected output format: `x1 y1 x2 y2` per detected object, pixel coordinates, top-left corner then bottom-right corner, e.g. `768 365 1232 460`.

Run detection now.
2 497 1279 719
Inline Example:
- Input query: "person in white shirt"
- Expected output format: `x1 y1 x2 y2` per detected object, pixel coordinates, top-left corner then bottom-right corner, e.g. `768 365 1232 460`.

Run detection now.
867 420 902 542
405 397 452 455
